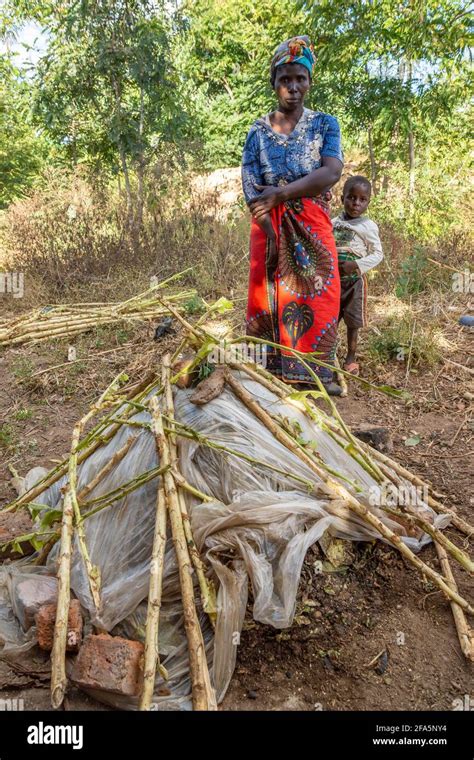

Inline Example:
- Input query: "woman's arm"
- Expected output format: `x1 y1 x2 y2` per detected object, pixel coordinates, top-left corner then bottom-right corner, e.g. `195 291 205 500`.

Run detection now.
280 157 342 201
248 156 342 218
241 127 264 205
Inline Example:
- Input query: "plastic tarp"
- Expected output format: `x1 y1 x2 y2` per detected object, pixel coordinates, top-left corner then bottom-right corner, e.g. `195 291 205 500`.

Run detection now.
0 372 448 709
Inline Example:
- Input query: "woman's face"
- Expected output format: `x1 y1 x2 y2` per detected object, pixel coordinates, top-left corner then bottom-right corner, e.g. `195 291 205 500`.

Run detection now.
273 63 311 112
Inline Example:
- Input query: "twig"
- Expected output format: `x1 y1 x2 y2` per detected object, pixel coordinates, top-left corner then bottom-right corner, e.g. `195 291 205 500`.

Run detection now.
404 318 417 386
29 344 139 379
444 358 474 376
449 413 471 448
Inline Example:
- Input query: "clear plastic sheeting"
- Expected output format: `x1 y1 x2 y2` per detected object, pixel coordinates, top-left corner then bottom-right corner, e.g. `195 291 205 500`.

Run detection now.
0 371 447 709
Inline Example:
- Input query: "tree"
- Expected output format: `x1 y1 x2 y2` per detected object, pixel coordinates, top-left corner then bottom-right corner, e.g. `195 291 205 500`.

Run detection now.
302 0 472 197
180 0 307 167
0 54 48 207
32 0 189 229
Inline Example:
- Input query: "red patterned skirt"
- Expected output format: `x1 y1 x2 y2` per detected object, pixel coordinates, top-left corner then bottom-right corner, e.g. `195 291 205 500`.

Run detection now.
246 196 340 384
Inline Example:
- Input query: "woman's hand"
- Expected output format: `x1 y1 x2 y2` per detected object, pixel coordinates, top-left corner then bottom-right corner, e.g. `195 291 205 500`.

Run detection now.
248 185 283 219
254 212 278 268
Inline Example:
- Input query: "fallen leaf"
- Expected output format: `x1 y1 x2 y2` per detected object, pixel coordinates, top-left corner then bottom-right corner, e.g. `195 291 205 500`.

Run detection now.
404 435 421 447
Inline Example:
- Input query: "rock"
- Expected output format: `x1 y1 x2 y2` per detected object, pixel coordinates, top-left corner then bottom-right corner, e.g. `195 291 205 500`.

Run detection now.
375 650 389 675
247 689 258 700
11 574 58 630
0 511 34 559
190 367 226 405
35 599 83 652
353 424 393 453
71 634 144 696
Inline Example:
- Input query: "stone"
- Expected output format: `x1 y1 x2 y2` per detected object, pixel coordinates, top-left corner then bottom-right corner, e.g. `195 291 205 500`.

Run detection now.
353 424 393 453
35 599 83 652
71 634 144 696
11 574 58 630
190 367 226 405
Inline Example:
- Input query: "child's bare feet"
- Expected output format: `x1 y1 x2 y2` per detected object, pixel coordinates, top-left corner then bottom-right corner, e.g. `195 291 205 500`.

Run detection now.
343 358 359 375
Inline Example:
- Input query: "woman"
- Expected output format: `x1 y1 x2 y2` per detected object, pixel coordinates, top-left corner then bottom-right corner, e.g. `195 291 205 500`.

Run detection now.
242 36 343 393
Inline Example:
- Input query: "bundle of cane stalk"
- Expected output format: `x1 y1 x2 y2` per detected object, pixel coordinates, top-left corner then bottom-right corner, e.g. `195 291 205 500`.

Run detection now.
1 296 473 712
0 270 195 348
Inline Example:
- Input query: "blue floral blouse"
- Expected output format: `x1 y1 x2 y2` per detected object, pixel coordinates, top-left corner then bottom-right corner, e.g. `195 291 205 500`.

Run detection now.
241 108 343 204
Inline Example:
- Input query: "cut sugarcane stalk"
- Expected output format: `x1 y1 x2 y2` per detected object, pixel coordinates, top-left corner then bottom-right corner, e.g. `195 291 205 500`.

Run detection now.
150 388 217 711
50 486 74 709
224 370 474 615
162 354 217 625
435 543 474 661
139 397 169 711
334 356 348 397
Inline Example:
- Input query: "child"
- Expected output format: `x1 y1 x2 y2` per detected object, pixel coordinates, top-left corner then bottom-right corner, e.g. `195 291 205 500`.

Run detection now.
332 176 383 375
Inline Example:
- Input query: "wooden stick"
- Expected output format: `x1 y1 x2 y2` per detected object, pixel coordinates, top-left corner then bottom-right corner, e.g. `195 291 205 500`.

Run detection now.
162 355 217 625
435 543 474 661
139 397 169 711
171 470 214 503
382 506 474 573
152 377 217 711
50 486 74 709
68 375 127 616
77 435 138 502
426 257 465 275
356 442 474 537
224 371 474 615
449 413 471 448
230 360 384 483
2 375 161 514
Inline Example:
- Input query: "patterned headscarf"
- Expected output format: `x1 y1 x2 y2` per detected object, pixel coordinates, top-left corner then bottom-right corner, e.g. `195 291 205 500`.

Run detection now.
270 36 315 85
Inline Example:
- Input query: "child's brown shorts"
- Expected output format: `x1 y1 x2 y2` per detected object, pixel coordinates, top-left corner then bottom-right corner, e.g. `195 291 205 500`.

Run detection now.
339 275 368 329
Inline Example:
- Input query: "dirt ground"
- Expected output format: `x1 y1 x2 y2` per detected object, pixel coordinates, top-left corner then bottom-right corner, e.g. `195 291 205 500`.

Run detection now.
0 307 472 712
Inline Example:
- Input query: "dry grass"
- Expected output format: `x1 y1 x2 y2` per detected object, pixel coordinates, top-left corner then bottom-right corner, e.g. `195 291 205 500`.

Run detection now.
0 167 249 314
1 167 471 384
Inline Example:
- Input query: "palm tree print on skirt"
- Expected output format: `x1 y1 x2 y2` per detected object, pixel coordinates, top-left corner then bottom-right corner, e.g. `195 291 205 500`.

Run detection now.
246 196 340 383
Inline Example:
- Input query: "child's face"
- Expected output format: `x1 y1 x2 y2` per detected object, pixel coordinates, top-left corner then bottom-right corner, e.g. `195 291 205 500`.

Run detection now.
342 183 371 218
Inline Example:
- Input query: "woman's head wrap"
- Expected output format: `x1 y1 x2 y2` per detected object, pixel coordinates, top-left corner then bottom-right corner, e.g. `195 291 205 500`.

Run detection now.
270 36 315 85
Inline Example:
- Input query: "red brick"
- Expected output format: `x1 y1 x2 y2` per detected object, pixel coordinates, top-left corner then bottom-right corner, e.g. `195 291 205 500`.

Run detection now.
35 599 83 652
71 634 144 696
11 575 58 630
0 511 34 559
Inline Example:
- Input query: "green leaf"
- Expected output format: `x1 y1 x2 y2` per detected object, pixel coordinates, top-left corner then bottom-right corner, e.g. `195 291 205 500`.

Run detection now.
210 297 234 314
404 435 421 446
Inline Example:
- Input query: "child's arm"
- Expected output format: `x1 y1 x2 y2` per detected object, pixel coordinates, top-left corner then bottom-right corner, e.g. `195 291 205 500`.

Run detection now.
356 221 384 275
